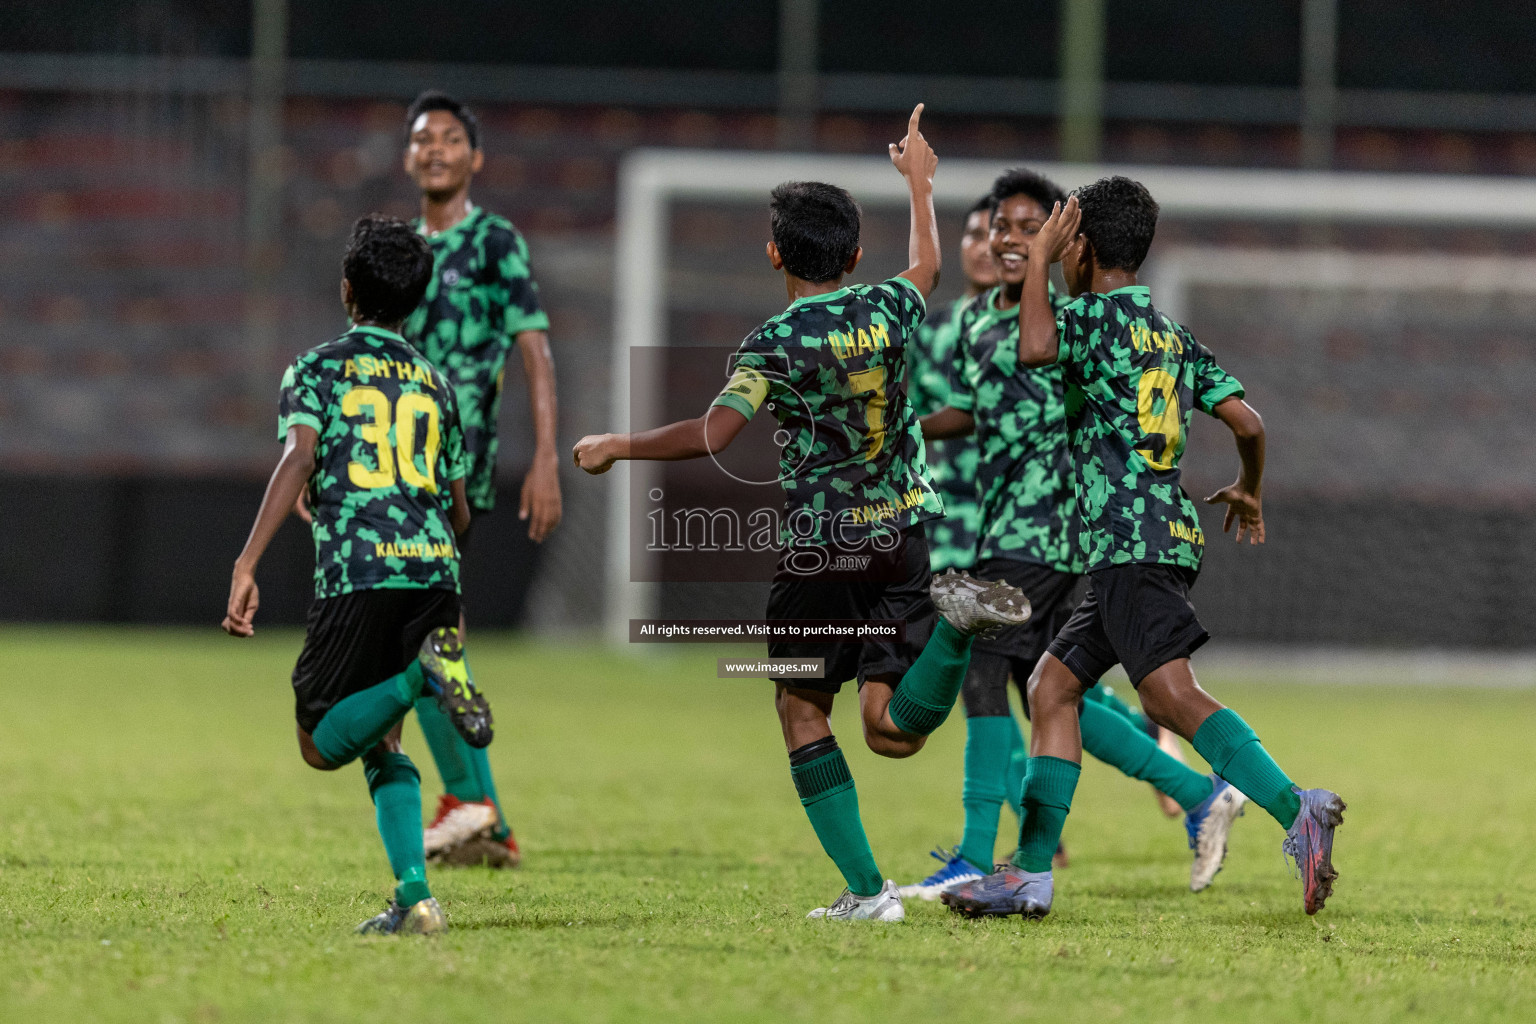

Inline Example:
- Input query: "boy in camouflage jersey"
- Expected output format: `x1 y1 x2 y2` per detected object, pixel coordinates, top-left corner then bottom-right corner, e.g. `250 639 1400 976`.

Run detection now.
903 170 1244 902
223 216 493 935
574 107 1030 923
945 177 1346 921
398 92 562 868
905 194 994 573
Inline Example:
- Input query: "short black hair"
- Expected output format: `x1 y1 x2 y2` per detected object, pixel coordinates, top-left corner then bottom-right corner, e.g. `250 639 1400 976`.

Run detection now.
988 168 1066 221
406 90 480 150
769 181 861 283
1072 175 1159 271
342 215 433 324
966 193 992 218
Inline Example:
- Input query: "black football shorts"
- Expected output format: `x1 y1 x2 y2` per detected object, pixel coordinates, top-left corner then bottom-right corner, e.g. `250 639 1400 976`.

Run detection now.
765 522 936 693
291 587 462 734
1046 563 1209 688
959 557 1085 717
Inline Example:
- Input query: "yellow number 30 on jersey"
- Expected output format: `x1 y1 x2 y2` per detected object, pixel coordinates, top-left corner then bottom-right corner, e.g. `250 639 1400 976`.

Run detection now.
341 386 443 492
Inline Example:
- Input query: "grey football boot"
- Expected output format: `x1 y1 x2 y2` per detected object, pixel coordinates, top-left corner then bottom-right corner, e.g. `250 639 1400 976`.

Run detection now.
930 569 1032 637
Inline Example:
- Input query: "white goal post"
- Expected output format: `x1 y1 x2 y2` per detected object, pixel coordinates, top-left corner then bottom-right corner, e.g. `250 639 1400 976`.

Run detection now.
608 149 1536 644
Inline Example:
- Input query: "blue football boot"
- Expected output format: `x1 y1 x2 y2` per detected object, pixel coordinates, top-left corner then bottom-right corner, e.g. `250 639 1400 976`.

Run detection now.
897 847 985 901
1186 776 1248 892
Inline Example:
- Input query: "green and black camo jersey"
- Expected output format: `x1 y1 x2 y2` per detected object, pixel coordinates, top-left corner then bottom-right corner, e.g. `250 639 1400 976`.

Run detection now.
403 206 550 512
279 326 468 599
909 295 981 571
711 277 942 546
949 284 1079 572
1056 286 1244 572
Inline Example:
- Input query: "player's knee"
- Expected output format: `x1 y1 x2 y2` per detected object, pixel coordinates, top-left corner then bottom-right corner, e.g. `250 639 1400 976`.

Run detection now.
300 746 341 771
866 727 925 759
296 728 342 771
1025 655 1080 712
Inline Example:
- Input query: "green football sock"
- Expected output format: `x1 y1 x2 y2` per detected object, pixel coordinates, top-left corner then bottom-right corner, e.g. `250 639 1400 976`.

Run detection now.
1085 682 1153 733
467 745 510 841
414 696 486 803
1079 698 1214 812
1193 708 1301 828
791 740 883 898
363 749 431 908
887 619 973 736
1011 756 1080 873
311 662 426 767
957 715 1014 870
1005 712 1027 823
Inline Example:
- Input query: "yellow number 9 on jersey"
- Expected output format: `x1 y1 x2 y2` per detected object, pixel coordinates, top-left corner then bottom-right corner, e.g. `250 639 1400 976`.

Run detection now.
341 386 442 492
1134 368 1181 471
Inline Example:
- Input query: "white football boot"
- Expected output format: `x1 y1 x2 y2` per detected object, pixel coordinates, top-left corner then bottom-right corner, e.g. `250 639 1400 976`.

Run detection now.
423 795 498 859
807 880 906 922
1187 777 1249 892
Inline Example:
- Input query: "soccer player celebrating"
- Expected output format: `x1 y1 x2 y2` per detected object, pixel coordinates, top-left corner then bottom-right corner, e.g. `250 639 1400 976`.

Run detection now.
944 178 1345 920
573 106 1030 922
902 169 1246 901
224 215 494 935
907 194 994 574
401 91 561 868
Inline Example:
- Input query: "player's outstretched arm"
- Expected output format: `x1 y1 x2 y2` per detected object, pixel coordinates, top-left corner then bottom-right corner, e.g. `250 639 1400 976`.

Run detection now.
1017 196 1081 367
889 103 941 298
1204 397 1266 545
573 405 751 475
516 328 563 542
223 425 318 637
920 406 975 440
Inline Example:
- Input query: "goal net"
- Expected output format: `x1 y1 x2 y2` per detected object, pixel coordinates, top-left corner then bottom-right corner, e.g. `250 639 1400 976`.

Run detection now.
609 151 1536 649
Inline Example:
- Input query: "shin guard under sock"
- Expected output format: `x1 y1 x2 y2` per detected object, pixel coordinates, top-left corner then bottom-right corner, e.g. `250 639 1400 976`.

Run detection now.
312 662 425 767
957 716 1014 870
1079 698 1214 812
888 619 973 736
1192 708 1301 828
364 749 431 907
789 738 883 898
1011 756 1080 873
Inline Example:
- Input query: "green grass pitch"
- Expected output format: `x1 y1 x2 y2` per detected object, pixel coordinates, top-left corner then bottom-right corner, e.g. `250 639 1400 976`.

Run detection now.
2 626 1534 1022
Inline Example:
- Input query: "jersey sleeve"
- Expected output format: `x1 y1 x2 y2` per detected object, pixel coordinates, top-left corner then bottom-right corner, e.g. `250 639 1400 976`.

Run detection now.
488 223 551 338
873 276 928 337
1190 340 1245 414
438 377 469 482
945 305 979 413
711 342 776 420
277 356 325 440
1055 296 1094 382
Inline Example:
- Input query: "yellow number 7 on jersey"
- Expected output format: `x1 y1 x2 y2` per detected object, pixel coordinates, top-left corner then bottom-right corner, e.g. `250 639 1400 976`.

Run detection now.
1134 368 1181 471
341 386 443 492
847 366 888 461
